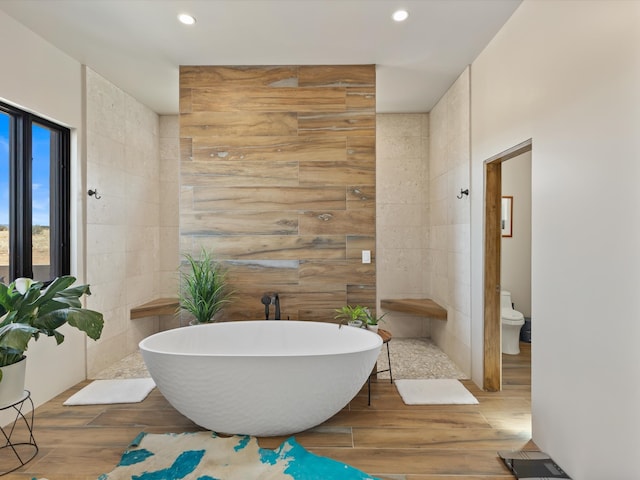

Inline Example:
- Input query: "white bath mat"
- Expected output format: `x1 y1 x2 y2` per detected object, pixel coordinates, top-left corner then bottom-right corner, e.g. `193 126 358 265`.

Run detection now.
395 379 478 405
63 378 156 405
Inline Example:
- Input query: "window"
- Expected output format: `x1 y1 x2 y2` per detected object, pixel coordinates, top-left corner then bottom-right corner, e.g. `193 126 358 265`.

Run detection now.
0 101 70 283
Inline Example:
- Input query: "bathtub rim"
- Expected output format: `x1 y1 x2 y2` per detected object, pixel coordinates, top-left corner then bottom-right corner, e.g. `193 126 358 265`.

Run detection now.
139 320 383 358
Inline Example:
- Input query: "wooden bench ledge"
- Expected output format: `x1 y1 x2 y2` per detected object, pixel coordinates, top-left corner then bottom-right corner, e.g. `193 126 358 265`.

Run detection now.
130 297 179 319
380 298 447 320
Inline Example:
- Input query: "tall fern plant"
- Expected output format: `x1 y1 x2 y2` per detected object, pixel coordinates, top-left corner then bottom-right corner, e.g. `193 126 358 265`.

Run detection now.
179 249 233 324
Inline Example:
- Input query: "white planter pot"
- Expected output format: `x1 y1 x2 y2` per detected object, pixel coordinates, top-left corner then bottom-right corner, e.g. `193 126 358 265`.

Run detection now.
367 324 379 333
0 356 27 407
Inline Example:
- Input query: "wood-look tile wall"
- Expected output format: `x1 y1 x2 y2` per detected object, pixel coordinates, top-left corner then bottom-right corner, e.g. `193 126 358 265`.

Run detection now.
179 66 376 321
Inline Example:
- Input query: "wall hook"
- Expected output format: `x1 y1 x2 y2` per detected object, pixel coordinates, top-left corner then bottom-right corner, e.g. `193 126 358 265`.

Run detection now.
457 188 469 199
88 189 101 199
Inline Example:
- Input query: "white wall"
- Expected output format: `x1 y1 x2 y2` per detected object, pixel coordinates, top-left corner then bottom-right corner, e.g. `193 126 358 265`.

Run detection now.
470 1 640 478
428 68 471 375
501 151 531 317
0 10 86 408
376 114 431 337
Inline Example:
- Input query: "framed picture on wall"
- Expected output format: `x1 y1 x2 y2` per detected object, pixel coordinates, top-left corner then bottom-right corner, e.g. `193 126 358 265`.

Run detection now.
501 196 513 237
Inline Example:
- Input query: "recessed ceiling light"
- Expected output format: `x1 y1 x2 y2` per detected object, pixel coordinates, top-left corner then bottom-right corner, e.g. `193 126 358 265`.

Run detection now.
178 13 196 25
392 9 409 22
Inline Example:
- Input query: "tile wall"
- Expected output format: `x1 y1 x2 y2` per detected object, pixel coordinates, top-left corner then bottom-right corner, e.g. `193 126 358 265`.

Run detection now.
428 67 471 374
158 115 181 330
376 113 431 337
84 68 162 376
82 67 470 375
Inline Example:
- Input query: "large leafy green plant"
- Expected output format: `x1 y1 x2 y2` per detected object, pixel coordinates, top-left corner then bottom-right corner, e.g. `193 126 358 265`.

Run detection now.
179 249 233 324
0 276 104 379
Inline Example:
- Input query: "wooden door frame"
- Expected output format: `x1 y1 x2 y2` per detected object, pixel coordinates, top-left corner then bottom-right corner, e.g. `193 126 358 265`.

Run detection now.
483 139 532 391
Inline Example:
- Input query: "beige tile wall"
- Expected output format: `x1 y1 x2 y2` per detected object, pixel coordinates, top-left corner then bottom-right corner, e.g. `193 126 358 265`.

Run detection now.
84 68 162 376
158 115 181 330
376 113 431 337
428 67 471 374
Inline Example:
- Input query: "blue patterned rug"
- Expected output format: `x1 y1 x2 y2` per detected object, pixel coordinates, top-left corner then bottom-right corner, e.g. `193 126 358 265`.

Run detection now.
92 431 379 480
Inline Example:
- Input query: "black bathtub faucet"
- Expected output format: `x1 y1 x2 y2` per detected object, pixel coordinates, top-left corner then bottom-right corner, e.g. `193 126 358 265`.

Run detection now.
261 293 271 320
273 293 281 320
261 292 281 320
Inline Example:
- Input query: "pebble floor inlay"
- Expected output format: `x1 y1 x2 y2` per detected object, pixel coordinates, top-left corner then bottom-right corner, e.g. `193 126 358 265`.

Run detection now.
93 337 467 380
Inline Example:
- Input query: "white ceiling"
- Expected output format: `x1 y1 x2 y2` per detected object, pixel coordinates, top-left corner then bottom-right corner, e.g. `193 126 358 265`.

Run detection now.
0 0 521 115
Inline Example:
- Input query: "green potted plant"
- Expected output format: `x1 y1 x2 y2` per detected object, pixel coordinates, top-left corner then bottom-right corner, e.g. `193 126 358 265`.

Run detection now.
179 249 233 325
334 305 369 328
0 276 104 406
363 307 387 333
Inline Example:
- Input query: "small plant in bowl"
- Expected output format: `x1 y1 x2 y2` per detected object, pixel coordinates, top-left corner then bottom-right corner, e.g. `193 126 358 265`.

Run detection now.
334 305 369 328
364 308 387 332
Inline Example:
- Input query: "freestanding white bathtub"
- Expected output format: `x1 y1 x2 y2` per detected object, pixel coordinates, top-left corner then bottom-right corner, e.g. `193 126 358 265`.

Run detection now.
139 320 382 436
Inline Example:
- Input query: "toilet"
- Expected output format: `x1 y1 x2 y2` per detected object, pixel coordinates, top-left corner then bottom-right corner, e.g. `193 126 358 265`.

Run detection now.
501 290 525 355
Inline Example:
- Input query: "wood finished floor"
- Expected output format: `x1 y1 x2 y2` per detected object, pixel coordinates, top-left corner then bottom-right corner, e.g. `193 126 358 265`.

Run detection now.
3 343 532 479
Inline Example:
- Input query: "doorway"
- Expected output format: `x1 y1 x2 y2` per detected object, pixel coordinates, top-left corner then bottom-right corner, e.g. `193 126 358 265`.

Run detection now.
483 139 531 391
